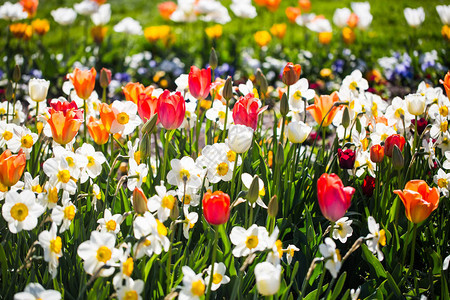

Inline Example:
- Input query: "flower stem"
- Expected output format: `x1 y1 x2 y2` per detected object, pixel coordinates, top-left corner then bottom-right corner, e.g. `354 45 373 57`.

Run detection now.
230 153 240 199
205 225 219 300
161 129 173 181
407 224 418 288
221 99 229 142
166 223 176 294
314 265 326 300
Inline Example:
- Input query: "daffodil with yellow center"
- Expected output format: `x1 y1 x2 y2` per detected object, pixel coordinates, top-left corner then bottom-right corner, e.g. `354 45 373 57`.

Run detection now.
179 169 190 181
123 257 134 277
213 273 223 284
441 121 448 132
349 81 358 90
395 107 405 119
2 131 13 141
87 156 95 167
226 150 236 163
134 151 141 164
32 184 43 193
50 236 62 254
216 162 229 176
123 291 138 300
64 205 76 221
439 106 448 117
11 203 28 221
96 246 112 263
161 195 175 210
438 178 448 188
218 111 226 120
191 280 205 296
375 229 386 246
117 112 130 125
20 134 34 148
182 194 192 205
156 219 167 236
106 220 117 232
57 170 71 184
48 187 59 204
65 157 75 168
245 235 259 249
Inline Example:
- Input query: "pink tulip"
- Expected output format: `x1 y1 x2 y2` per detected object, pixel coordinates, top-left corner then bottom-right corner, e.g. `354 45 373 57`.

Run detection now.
317 173 355 222
232 93 267 130
188 66 211 100
157 90 185 130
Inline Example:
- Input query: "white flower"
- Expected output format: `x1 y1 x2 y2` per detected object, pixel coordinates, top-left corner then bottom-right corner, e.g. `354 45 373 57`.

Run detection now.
29 78 50 102
433 169 450 197
332 217 353 243
116 278 144 300
179 266 205 300
241 173 267 208
333 8 351 28
230 0 257 19
443 255 450 270
287 120 312 144
404 7 425 28
110 101 142 136
127 159 148 191
177 186 201 207
147 182 177 222
91 3 111 26
205 262 230 291
0 121 18 148
230 224 269 257
38 223 62 279
351 287 361 300
77 231 120 277
239 79 256 96
51 7 77 26
437 5 450 25
306 17 332 33
2 190 44 233
74 0 99 16
351 2 372 29
405 93 426 116
114 17 143 35
51 192 77 233
319 237 342 278
385 96 414 129
7 126 38 159
288 78 315 114
133 212 170 259
365 216 386 261
167 156 203 189
76 143 106 182
112 245 134 288
23 172 43 194
183 210 198 239
98 209 123 235
342 70 368 95
0 2 28 21
197 143 235 183
254 262 282 296
13 283 61 300
43 157 78 195
205 100 233 130
227 124 254 154
286 245 300 264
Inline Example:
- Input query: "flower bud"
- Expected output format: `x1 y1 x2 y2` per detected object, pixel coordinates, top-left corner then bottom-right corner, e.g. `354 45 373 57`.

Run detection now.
280 93 289 117
170 200 179 220
342 106 350 129
13 65 21 82
255 262 281 296
100 68 112 88
268 195 278 218
255 69 263 86
275 143 284 166
384 134 406 157
370 144 384 163
132 187 148 215
227 124 253 153
209 48 218 70
392 145 404 170
355 117 362 133
287 121 312 144
141 113 158 134
259 74 268 95
405 93 426 116
223 76 233 101
247 175 260 204
5 81 13 101
139 133 151 160
282 62 302 86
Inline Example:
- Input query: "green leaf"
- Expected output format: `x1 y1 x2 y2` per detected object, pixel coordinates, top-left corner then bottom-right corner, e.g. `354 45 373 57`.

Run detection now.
330 271 347 300
386 271 401 298
361 244 386 278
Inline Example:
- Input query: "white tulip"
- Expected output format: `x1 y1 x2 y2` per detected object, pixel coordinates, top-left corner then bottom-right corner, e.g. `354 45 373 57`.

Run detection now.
406 93 426 116
333 8 351 28
227 124 254 153
254 262 281 296
436 5 450 25
51 8 77 26
74 0 99 16
91 4 111 26
29 78 50 102
114 17 143 35
404 7 425 28
287 121 311 144
0 2 28 21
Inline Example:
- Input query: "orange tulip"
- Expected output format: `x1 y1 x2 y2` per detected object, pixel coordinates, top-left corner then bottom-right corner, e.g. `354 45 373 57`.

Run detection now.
440 71 450 101
31 19 50 36
68 68 97 100
394 180 439 224
87 116 109 145
319 32 332 45
298 0 311 12
285 7 301 23
270 23 287 39
20 0 39 17
254 31 272 47
122 82 153 104
99 103 115 134
0 149 26 187
266 0 282 12
342 27 356 45
347 13 359 28
306 91 340 127
46 100 83 146
91 26 108 44
282 62 302 86
158 1 177 20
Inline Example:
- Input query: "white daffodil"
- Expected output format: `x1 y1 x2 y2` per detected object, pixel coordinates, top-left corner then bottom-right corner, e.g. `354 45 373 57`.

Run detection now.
205 262 230 291
127 138 141 165
38 223 62 279
369 123 397 145
6 126 38 159
110 101 142 136
51 192 77 233
179 266 206 300
430 113 449 139
197 143 235 183
286 245 300 264
133 212 170 259
433 169 450 197
2 190 44 233
332 217 353 243
266 227 283 265
13 282 61 300
351 287 361 300
183 209 198 239
0 121 18 148
167 156 203 189
53 146 85 179
77 231 120 277
241 173 267 208
97 209 123 235
365 216 386 261
385 96 414 129
182 101 198 130
205 100 233 130
76 143 106 183
177 186 201 208
127 159 148 191
354 150 375 177
112 244 134 288
239 79 258 97
288 78 315 114
23 172 43 194
227 124 254 154
147 182 178 222
40 182 60 209
254 262 282 296
319 237 342 278
342 70 368 95
230 224 269 257
116 278 144 300
43 157 78 195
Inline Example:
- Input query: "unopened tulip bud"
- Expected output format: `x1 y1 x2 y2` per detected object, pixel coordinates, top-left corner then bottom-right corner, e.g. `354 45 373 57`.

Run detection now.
280 93 289 117
275 143 284 166
132 187 148 215
29 78 50 102
141 113 158 134
170 200 179 220
209 48 218 70
268 195 278 217
342 106 350 129
223 77 233 101
5 81 13 101
355 117 362 133
100 68 112 88
247 176 260 204
13 65 21 82
282 62 302 86
255 69 264 86
260 74 268 95
307 225 315 243
392 145 404 170
139 133 151 160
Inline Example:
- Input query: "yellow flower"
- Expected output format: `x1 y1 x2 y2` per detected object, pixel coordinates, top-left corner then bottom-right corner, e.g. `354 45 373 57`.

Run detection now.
254 31 272 47
342 27 355 45
205 24 223 39
442 25 450 41
144 25 172 44
270 23 286 39
318 32 332 45
32 19 50 36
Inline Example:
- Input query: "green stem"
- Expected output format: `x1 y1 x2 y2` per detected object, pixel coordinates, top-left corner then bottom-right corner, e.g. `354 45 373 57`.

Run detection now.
205 226 219 300
166 224 176 294
406 224 418 287
314 265 326 300
221 99 230 142
230 153 240 199
161 130 172 180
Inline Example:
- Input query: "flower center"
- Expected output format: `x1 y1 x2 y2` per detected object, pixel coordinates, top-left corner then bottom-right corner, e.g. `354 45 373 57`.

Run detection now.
49 187 58 204
349 81 358 90
162 195 175 209
440 121 448 132
134 151 141 164
245 235 259 249
66 157 75 168
293 90 302 101
182 194 192 205
64 205 76 220
11 203 29 221
96 246 112 263
32 184 43 193
143 239 152 247
179 169 190 181
335 249 342 261
87 156 95 167
0 108 5 115
213 273 223 284
218 111 226 120
439 106 448 117
50 236 62 253
123 290 138 300
216 162 229 176
20 134 34 148
57 170 71 184
123 257 134 277
156 219 168 236
2 131 13 141
275 239 283 257
394 108 404 119
106 220 117 232
376 229 386 246
191 280 205 296
438 178 448 188
117 112 130 125
226 150 236 162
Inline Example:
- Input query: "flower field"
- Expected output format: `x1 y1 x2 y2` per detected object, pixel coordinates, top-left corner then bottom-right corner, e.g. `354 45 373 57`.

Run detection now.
0 0 449 299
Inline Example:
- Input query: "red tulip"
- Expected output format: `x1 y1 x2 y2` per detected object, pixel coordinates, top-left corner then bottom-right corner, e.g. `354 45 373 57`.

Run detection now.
384 134 406 157
337 148 355 169
202 190 230 225
157 90 185 130
370 144 384 163
188 66 211 100
232 93 267 130
137 91 159 123
362 175 376 197
317 173 355 222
